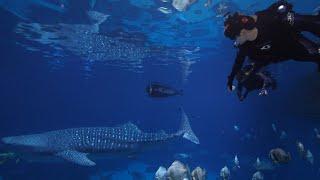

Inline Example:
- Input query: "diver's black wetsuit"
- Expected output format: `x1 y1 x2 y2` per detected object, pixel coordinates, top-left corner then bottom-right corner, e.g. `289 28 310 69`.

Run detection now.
228 1 320 87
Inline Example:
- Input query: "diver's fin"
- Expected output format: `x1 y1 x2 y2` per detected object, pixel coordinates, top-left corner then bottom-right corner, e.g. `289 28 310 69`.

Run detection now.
56 150 96 166
176 107 200 144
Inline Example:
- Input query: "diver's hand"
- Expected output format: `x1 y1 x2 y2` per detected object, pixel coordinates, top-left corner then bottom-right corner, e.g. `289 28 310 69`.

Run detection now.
227 76 234 92
259 89 268 96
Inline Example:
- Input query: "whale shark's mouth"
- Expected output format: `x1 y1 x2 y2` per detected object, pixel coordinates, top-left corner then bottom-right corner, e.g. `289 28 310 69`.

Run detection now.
1 137 14 145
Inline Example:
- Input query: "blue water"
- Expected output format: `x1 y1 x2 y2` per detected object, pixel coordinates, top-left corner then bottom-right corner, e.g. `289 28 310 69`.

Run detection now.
0 0 320 179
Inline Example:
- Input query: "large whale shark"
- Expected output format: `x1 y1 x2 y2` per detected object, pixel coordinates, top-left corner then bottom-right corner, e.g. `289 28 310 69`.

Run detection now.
1 109 199 166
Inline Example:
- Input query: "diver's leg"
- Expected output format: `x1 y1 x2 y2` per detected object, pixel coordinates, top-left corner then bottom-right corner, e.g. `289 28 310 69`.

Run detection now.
293 53 320 71
296 35 320 56
289 33 319 63
293 52 320 71
289 13 320 37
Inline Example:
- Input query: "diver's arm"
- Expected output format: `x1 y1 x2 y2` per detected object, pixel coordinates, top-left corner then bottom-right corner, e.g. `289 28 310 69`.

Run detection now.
227 49 246 91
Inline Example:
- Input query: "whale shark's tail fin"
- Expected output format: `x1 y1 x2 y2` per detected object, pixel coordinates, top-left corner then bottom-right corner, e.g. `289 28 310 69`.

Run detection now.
87 11 110 25
176 107 200 144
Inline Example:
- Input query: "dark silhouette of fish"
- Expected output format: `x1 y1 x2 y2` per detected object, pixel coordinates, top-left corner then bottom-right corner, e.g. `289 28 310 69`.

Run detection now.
146 82 183 98
269 148 291 164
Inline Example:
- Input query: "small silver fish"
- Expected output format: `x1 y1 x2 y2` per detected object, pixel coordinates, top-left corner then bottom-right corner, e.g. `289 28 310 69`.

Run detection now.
306 150 314 165
220 166 230 180
296 141 305 157
155 166 167 180
271 123 277 133
234 155 240 169
191 167 206 180
252 171 264 180
158 7 172 14
314 128 320 142
253 157 275 171
174 153 191 159
233 125 240 132
172 0 198 11
256 157 261 167
279 131 287 140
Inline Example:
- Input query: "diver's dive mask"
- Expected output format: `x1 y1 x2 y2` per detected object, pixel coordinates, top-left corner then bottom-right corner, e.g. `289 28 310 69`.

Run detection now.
224 12 256 40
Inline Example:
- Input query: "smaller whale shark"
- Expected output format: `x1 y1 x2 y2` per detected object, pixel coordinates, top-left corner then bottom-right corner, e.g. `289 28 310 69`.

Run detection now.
1 108 199 166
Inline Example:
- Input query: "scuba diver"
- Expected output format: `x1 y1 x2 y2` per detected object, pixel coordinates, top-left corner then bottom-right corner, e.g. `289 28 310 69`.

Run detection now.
236 64 277 101
146 82 183 98
224 0 320 91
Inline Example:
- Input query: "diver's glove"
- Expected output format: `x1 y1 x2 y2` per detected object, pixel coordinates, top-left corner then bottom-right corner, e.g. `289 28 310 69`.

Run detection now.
259 89 268 96
227 76 234 92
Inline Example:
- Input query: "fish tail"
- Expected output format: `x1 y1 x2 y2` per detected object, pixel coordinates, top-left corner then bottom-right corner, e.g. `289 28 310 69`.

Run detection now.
87 11 110 25
176 107 200 144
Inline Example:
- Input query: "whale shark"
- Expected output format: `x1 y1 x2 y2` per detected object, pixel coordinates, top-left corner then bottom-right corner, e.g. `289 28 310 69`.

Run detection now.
1 108 199 166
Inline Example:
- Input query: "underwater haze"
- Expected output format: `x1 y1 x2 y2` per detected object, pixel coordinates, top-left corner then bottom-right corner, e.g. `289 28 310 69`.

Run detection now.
0 0 320 179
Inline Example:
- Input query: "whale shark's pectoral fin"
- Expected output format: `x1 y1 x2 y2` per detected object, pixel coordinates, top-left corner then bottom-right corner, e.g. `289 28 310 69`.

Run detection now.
55 150 96 166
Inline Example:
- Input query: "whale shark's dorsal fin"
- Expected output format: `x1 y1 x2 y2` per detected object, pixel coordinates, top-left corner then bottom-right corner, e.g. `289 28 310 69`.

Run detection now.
55 150 96 166
122 123 141 133
87 11 110 25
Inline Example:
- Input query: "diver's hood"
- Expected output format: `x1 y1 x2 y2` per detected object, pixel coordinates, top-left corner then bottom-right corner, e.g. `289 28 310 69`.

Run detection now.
224 12 256 40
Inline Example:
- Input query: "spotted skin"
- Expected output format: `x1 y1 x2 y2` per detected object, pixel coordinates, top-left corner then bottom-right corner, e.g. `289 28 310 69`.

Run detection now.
46 123 174 153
